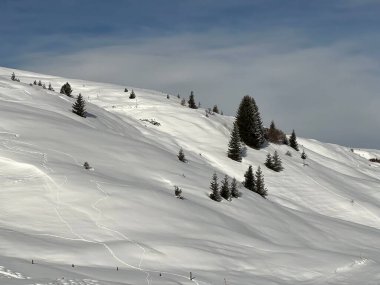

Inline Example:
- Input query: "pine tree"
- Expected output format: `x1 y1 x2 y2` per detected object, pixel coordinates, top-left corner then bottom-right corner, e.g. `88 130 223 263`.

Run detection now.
178 148 187 162
60 82 73 97
289 130 299 151
272 150 283 172
209 173 222 202
38 80 42 86
124 88 128 92
255 166 267 198
72 94 86 117
265 153 273 169
174 185 184 199
243 165 255 191
180 98 186 106
11 72 16 81
167 94 170 99
227 122 242 162
129 90 136 99
188 91 197 109
33 80 37 85
251 97 265 147
283 135 289 145
230 178 240 198
48 83 54 91
301 150 307 166
213 105 219 114
220 175 231 201
42 83 46 89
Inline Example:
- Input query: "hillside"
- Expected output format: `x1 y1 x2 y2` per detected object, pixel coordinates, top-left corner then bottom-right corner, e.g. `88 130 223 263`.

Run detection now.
0 66 380 285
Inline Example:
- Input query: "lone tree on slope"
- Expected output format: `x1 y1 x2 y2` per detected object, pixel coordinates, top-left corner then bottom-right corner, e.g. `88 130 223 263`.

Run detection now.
60 82 73 97
289 130 299 151
220 175 231 201
129 90 136 99
230 177 241 198
178 148 187 162
188 91 197 109
72 94 86 118
11 72 16 81
301 150 308 166
255 166 267 198
227 122 242 162
212 105 219 114
265 153 273 170
209 173 222 202
243 165 255 192
272 151 283 172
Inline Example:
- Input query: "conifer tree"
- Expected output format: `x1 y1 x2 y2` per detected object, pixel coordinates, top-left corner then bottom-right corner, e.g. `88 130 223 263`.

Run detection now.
11 72 16 81
124 88 128 92
167 94 170 99
265 153 273 169
178 148 187 162
272 150 283 172
180 98 186 106
33 80 37 85
283 136 289 145
129 90 136 99
251 97 265 147
209 173 222 202
188 91 197 109
289 130 299 151
60 82 73 97
230 178 240 198
220 175 231 200
243 165 255 191
301 150 307 166
255 166 267 198
72 93 86 117
38 80 42 86
48 83 54 91
42 83 46 89
213 105 219 114
227 122 242 162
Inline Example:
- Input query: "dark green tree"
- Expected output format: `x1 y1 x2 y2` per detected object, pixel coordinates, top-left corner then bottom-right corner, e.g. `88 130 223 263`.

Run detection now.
209 173 222 202
72 94 86 118
243 165 255 191
48 83 54 91
272 151 283 172
220 175 231 200
124 88 128 92
11 72 16 81
264 153 273 169
60 82 73 97
227 122 242 162
213 105 219 114
33 80 37 85
188 91 197 109
289 130 299 151
129 90 136 99
38 80 42 86
178 148 187 162
255 166 267 198
251 97 265 147
301 150 307 166
230 178 240 198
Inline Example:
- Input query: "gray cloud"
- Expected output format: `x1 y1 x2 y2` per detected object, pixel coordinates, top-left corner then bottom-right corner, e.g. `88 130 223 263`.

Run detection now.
22 31 380 148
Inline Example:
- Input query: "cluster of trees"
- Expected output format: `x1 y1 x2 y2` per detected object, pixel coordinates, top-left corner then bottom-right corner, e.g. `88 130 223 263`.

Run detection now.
243 165 267 198
266 121 287 144
265 151 283 172
31 80 54 91
209 173 240 202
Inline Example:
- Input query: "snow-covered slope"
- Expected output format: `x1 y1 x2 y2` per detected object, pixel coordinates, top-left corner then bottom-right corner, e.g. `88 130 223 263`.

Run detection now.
0 66 379 285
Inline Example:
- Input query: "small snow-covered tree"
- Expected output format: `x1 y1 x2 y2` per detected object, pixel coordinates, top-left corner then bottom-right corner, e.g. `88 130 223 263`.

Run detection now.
60 82 73 97
180 98 186 106
174 185 184 199
272 151 283 172
33 80 37 85
212 105 219 114
289 130 299 151
188 91 197 109
264 153 273 169
72 94 86 118
209 173 222 202
167 94 170 99
220 175 231 201
227 122 242 162
83 162 90 169
178 148 187 162
255 166 267 198
301 150 307 165
11 72 16 81
38 80 42 86
230 177 241 198
48 83 54 91
124 88 128 92
129 90 136 99
243 165 255 191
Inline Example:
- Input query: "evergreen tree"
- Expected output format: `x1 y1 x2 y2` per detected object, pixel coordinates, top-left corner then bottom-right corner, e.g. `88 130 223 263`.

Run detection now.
38 80 42 86
209 173 222 202
11 72 16 81
83 162 90 169
174 186 184 199
264 153 273 169
33 80 37 85
220 175 231 200
272 150 283 172
301 150 307 165
60 82 73 97
283 135 289 145
230 177 240 198
227 122 242 162
289 130 299 151
167 94 170 99
72 94 86 117
42 83 46 89
48 83 54 91
178 148 187 162
188 91 197 109
177 94 180 98
213 105 219 114
255 166 267 198
180 98 186 106
251 97 266 147
129 90 136 99
124 88 128 92
243 165 255 191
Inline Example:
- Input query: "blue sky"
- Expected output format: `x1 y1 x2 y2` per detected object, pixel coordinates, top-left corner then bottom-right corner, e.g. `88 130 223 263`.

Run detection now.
1 0 380 147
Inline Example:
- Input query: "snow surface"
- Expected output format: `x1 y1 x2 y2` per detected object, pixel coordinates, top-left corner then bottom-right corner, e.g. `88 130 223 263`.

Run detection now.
0 66 380 284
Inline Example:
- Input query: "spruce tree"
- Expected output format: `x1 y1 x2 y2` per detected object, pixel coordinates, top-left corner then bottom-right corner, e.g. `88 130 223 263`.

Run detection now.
48 83 54 91
251 97 265 147
180 98 186 106
243 165 255 191
11 72 16 81
301 150 307 166
230 178 240 198
33 80 37 85
38 80 42 86
213 105 219 114
227 122 242 162
283 136 289 145
265 153 273 169
72 94 86 118
272 151 283 172
220 175 231 200
124 88 128 92
209 173 222 202
255 166 267 198
178 148 187 162
289 130 299 151
60 82 73 97
129 90 136 99
188 91 197 109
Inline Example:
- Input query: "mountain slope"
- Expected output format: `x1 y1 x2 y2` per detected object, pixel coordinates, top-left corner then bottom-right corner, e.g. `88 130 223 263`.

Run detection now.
0 67 379 285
